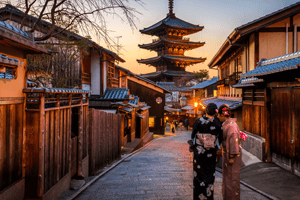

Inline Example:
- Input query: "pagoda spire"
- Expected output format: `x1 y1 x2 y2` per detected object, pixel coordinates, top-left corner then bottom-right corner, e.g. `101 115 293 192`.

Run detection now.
168 0 175 17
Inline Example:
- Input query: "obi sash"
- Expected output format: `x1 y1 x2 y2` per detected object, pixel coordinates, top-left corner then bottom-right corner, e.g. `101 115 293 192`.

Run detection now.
196 133 217 149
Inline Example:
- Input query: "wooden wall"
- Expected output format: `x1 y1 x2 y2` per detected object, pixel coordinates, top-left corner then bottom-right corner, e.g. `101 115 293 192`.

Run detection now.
128 80 165 135
242 87 271 160
89 109 121 175
136 110 149 139
0 100 23 192
270 88 300 161
24 93 89 198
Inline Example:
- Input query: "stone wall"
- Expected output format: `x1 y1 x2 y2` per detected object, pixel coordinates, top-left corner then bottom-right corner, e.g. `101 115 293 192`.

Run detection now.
241 131 265 161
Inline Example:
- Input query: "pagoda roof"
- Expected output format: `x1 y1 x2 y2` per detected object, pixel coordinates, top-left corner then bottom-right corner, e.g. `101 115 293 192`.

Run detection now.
137 55 206 65
138 37 205 50
140 15 203 36
141 70 195 79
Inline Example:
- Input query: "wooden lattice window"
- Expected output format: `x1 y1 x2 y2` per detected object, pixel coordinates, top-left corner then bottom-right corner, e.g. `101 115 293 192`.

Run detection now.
107 61 114 79
243 88 265 104
0 66 16 79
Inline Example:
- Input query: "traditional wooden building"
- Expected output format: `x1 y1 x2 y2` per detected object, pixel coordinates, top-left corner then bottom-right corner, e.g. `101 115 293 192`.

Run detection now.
0 21 48 200
116 66 170 135
156 82 193 108
191 77 218 99
137 0 206 82
208 2 300 129
81 44 125 94
233 51 300 177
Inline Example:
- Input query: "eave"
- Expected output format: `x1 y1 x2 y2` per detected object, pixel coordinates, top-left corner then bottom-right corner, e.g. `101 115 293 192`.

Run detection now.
138 38 205 50
137 55 206 65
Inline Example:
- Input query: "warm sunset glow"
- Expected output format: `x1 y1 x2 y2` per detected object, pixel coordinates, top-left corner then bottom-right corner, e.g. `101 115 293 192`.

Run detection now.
94 0 299 78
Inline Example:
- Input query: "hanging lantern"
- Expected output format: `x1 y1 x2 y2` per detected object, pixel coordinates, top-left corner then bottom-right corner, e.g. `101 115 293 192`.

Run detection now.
180 95 187 107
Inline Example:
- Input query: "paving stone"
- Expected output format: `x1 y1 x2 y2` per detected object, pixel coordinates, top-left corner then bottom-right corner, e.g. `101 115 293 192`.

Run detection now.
74 130 270 200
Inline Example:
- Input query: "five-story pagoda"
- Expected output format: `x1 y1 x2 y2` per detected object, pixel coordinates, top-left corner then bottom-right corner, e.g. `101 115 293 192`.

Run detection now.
137 0 206 82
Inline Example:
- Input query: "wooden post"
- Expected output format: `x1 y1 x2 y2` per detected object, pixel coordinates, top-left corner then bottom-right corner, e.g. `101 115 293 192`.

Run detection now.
86 95 89 159
37 93 45 197
68 94 72 174
77 94 83 177
22 94 27 178
265 88 272 162
55 94 60 182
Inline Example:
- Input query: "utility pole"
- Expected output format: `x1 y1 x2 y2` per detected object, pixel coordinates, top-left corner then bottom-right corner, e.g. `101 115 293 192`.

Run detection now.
115 36 122 55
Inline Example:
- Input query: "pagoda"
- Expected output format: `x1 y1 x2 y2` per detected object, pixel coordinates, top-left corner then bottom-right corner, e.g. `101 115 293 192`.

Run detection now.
137 0 206 82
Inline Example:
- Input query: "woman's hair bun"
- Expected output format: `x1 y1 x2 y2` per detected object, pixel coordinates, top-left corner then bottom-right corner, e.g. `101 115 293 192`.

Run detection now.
205 103 218 116
218 104 231 116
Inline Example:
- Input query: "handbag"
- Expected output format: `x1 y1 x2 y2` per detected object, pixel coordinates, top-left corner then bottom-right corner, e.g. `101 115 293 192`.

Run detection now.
187 134 197 152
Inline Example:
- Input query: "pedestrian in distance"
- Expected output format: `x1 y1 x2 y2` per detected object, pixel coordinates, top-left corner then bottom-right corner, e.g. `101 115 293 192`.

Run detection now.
170 121 176 133
184 118 189 130
217 104 241 200
191 103 223 200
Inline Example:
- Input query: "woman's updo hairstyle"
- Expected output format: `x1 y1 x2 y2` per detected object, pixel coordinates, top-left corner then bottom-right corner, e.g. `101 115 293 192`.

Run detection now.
218 104 231 117
205 103 218 116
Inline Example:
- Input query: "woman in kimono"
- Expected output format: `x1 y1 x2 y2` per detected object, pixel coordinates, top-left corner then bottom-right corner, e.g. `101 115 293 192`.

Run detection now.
191 103 223 200
217 104 241 200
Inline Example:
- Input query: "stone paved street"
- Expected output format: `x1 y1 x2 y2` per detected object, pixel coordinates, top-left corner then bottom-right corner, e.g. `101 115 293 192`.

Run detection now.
75 129 269 200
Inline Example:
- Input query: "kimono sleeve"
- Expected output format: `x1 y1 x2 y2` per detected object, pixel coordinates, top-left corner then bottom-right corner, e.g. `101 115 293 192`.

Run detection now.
191 118 200 139
228 124 240 155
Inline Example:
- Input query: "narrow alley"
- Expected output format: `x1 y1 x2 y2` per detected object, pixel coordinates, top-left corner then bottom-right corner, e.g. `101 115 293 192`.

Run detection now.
74 129 269 200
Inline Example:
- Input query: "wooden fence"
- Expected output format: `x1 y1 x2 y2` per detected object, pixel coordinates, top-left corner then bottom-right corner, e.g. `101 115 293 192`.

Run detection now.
136 109 149 139
89 109 121 175
23 89 89 199
0 98 24 193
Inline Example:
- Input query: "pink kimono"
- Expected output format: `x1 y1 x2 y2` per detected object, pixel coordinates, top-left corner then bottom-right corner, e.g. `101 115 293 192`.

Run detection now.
222 118 241 200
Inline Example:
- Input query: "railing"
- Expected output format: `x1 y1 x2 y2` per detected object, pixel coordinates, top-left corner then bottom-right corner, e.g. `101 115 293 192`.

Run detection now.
217 78 229 86
229 72 242 85
152 38 160 43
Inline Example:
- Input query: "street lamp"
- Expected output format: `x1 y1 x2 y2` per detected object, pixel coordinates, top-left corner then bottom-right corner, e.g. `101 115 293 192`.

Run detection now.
194 102 198 108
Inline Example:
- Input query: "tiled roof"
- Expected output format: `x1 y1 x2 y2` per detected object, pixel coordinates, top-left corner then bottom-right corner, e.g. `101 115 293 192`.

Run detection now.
191 77 218 89
201 97 242 110
139 38 204 49
181 106 194 110
236 2 300 31
232 78 263 88
129 96 139 105
140 15 202 34
23 87 91 93
101 88 130 100
241 51 300 78
137 55 206 64
157 82 193 92
141 70 195 78
0 54 23 66
0 21 31 38
0 5 124 62
116 65 170 93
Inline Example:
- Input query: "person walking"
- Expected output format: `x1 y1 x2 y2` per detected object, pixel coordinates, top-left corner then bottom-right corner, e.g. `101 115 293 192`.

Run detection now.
217 104 241 200
184 118 189 131
170 121 176 133
191 103 223 200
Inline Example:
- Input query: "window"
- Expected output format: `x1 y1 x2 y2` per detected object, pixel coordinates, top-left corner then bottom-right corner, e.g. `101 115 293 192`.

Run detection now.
0 66 16 79
149 117 155 127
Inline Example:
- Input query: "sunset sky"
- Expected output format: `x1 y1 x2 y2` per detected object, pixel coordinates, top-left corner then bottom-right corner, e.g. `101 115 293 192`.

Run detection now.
101 0 300 77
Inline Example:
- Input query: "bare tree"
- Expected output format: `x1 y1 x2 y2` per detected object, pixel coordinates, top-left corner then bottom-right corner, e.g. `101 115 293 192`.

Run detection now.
1 0 143 45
